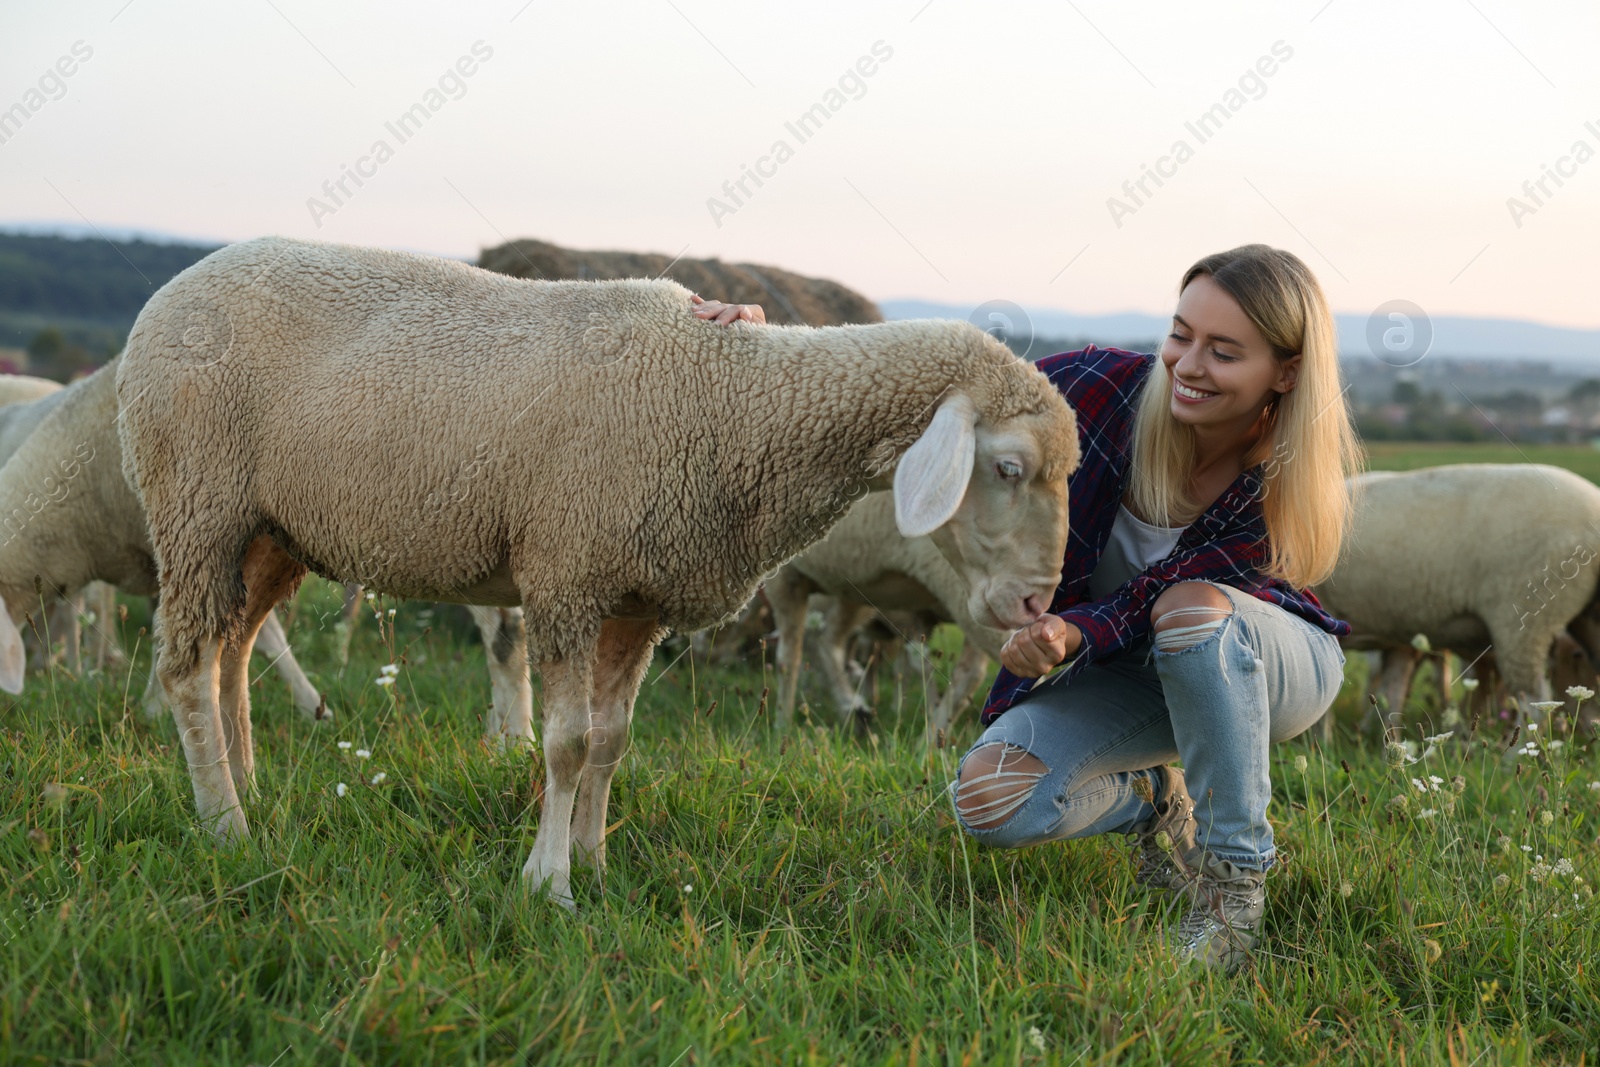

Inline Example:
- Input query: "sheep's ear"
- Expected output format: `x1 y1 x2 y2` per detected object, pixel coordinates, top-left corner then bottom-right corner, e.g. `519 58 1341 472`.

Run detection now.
894 392 977 537
0 596 24 695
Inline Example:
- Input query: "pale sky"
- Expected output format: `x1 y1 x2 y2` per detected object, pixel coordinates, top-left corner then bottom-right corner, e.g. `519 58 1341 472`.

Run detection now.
3 0 1598 330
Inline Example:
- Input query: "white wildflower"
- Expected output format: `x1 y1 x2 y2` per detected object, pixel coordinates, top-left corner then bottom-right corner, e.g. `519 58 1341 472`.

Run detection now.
370 772 387 785
1540 810 1554 827
1418 808 1438 819
387 608 396 617
1527 723 1539 733
1549 740 1565 751
379 663 400 677
1294 754 1308 774
356 748 371 760
375 676 395 687
1411 778 1428 793
1521 845 1533 853
1530 862 1553 884
682 883 693 894
337 741 352 750
1428 775 1444 787
1589 781 1600 792
1423 732 1454 745
1028 1026 1046 1052
365 592 376 602
335 782 347 797
1411 633 1432 653
1554 858 1575 877
1566 685 1595 701
1462 678 1480 692
1529 702 1563 716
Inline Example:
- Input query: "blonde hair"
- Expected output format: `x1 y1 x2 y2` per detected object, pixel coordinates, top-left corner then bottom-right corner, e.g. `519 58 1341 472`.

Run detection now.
1126 244 1363 589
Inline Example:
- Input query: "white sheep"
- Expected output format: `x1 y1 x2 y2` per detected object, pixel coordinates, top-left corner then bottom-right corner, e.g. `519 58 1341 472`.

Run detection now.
1314 464 1600 734
0 364 327 718
0 361 538 741
0 374 66 407
115 236 1080 906
765 490 1005 741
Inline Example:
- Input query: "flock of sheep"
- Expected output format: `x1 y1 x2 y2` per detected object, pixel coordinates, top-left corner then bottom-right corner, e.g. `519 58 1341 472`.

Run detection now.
2 234 1597 906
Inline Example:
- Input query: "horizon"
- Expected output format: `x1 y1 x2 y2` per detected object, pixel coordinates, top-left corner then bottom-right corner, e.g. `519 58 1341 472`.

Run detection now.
5 221 1600 366
3 1 1598 335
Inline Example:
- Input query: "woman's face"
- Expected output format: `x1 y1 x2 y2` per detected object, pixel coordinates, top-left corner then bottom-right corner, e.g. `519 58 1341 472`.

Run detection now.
1158 274 1300 431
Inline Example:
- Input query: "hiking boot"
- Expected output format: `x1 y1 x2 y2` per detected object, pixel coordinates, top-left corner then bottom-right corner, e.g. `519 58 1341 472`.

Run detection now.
1126 765 1198 893
1170 851 1267 973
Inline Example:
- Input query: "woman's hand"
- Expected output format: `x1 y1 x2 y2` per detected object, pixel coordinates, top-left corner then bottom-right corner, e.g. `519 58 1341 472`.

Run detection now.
1000 615 1082 679
690 294 766 326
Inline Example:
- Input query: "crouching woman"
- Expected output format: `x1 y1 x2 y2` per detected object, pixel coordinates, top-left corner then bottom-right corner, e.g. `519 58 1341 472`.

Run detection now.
951 245 1359 972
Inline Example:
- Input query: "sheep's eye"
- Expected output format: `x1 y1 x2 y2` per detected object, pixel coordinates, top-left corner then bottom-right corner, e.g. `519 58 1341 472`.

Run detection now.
996 459 1023 481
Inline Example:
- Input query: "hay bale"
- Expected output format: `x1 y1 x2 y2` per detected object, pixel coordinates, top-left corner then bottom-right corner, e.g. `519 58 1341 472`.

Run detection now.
477 239 881 326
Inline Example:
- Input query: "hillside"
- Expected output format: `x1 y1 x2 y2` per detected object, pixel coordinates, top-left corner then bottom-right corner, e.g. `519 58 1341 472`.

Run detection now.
0 230 221 377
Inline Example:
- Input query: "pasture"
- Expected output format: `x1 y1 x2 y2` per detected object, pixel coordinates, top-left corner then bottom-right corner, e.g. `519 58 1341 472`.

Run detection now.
1 447 1597 1065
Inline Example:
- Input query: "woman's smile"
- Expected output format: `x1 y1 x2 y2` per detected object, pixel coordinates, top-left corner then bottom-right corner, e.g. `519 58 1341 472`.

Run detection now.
1172 380 1218 403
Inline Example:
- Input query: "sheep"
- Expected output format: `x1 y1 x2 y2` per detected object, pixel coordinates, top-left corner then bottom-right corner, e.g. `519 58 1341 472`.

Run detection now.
0 361 538 742
0 364 330 719
114 235 1080 906
0 374 66 407
0 376 131 676
1313 464 1600 736
765 490 1005 741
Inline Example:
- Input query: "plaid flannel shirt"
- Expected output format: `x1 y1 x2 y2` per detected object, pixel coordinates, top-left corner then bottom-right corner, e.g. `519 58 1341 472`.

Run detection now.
978 345 1349 726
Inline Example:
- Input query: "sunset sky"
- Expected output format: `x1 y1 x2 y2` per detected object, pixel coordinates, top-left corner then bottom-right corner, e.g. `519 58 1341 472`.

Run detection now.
3 0 1598 332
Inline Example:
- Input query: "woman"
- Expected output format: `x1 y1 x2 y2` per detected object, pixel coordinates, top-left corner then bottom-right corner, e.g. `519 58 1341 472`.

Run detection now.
693 245 1360 973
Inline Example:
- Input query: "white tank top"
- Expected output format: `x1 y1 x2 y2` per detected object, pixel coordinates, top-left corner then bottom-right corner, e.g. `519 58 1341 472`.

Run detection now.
1087 503 1186 599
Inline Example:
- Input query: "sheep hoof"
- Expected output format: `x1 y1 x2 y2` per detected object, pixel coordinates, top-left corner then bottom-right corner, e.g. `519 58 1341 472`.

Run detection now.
207 808 251 847
521 859 575 911
311 695 333 722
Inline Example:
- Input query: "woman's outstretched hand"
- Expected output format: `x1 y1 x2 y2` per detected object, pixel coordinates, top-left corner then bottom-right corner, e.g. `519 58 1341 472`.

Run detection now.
1000 615 1082 679
690 294 766 325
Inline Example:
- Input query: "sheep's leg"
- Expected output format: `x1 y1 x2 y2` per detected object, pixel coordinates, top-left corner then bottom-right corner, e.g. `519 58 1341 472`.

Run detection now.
1365 646 1420 736
334 582 362 665
140 594 167 720
468 605 533 744
218 539 309 794
46 596 82 674
163 634 247 842
83 582 126 671
571 617 664 873
522 645 597 908
255 609 328 721
1485 612 1556 721
817 599 876 733
764 567 814 729
928 634 991 744
1435 652 1455 711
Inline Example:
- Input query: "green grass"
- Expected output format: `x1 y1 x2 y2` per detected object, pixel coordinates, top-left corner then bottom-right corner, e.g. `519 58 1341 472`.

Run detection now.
1363 440 1600 484
5 438 1600 1064
2 584 1597 1065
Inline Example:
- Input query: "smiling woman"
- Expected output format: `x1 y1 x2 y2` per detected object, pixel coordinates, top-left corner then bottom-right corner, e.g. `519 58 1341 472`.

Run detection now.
693 250 1360 972
950 244 1362 974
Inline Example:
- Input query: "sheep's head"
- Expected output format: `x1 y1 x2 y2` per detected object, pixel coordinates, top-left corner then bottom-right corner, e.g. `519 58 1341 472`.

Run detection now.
893 380 1078 631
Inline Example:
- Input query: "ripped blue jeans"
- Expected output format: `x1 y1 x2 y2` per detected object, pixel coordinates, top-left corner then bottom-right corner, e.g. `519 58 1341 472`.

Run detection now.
951 583 1345 870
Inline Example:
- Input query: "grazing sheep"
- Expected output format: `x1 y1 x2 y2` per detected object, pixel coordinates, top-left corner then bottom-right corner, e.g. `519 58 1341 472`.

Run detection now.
0 374 66 408
765 490 1005 740
0 363 329 719
1314 464 1600 735
115 236 1079 907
